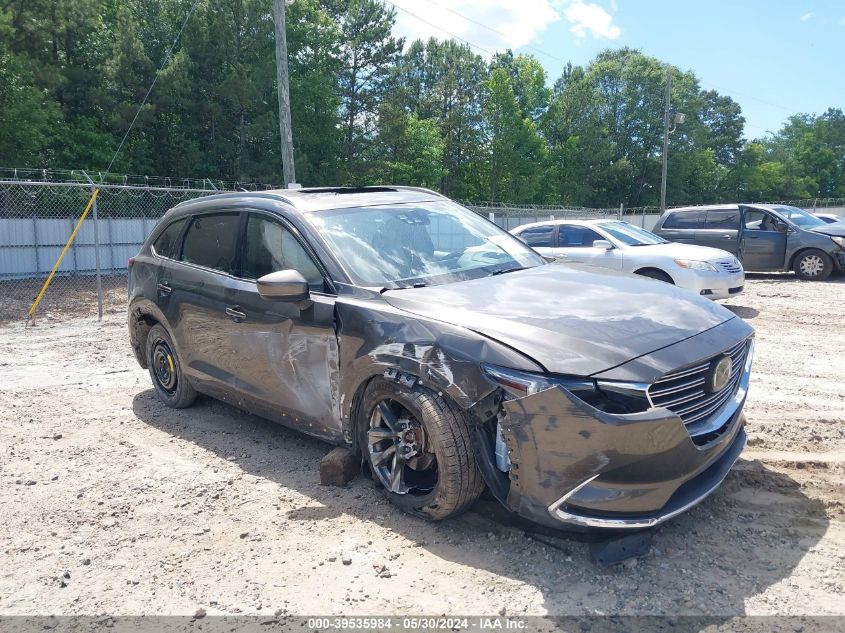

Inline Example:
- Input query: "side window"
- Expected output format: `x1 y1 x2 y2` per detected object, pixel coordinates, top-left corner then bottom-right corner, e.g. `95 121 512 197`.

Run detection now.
558 225 603 247
704 210 740 230
516 225 554 247
152 218 186 259
662 210 706 229
242 214 324 291
179 213 240 274
743 209 776 231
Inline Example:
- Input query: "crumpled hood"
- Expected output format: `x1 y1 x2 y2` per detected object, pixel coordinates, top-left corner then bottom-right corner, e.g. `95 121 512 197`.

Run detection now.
810 222 845 237
382 263 736 376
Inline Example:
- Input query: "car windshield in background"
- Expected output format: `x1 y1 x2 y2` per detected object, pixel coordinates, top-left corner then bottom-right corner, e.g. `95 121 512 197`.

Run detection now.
598 221 667 246
308 200 546 288
774 206 826 228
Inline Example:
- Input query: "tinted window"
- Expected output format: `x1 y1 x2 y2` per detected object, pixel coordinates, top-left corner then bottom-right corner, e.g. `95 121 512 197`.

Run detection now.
704 210 740 230
152 218 186 259
517 225 555 247
662 210 706 229
242 214 324 290
180 213 240 274
558 225 603 247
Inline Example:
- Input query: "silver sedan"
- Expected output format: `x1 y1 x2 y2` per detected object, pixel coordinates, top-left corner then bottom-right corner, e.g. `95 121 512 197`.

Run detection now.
511 219 745 300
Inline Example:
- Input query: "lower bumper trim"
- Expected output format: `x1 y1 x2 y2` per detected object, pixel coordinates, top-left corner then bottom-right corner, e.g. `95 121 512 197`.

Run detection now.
548 427 747 530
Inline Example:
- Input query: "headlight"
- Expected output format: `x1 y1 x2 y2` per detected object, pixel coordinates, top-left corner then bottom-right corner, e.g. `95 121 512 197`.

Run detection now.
674 259 718 272
480 364 651 414
830 236 844 248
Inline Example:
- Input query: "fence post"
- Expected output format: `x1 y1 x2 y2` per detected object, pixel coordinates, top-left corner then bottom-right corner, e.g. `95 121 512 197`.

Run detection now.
488 212 495 224
92 185 104 320
618 204 623 220
641 209 645 228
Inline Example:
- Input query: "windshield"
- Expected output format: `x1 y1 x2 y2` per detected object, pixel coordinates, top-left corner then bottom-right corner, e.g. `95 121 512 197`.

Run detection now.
597 221 667 246
307 200 546 288
772 205 826 228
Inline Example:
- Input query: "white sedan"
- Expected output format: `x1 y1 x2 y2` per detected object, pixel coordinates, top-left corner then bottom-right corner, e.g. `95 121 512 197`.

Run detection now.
511 219 745 300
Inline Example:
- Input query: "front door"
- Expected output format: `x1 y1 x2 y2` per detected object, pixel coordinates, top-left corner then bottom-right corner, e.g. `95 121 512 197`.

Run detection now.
552 224 623 270
739 207 787 270
221 211 340 441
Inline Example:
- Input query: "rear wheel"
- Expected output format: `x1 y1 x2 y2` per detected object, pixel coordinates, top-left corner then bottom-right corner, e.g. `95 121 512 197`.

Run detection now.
359 377 484 521
635 268 674 284
793 249 833 281
146 324 197 408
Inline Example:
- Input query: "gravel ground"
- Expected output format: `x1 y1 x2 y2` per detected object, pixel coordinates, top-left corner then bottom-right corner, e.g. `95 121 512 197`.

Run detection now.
0 274 843 618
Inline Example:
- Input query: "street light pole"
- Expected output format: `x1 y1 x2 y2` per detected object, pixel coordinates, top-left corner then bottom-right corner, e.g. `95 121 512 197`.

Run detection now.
273 0 296 187
660 69 671 213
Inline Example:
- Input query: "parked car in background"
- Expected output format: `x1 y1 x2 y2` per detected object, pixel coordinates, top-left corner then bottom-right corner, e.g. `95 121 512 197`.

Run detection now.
653 204 845 280
128 186 754 532
511 219 744 300
814 213 845 224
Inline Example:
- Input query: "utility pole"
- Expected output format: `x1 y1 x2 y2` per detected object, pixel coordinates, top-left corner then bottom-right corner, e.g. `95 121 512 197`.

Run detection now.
273 0 296 187
659 69 671 213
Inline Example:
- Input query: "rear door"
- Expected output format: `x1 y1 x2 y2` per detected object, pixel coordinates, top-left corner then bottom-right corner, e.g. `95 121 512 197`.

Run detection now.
696 208 741 254
514 224 557 255
157 210 244 398
738 206 787 270
552 224 623 270
654 210 706 244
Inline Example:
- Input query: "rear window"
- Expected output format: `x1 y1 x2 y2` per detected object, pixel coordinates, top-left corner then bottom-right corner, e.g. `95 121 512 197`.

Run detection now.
516 225 554 247
704 210 740 230
152 218 186 259
662 210 706 230
180 213 241 275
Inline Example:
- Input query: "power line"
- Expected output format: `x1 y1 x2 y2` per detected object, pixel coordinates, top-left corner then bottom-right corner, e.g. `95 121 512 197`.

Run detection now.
391 0 803 120
384 0 495 57
102 0 201 181
416 0 570 65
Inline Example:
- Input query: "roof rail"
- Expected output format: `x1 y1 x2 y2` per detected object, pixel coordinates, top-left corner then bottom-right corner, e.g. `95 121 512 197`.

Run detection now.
171 190 293 209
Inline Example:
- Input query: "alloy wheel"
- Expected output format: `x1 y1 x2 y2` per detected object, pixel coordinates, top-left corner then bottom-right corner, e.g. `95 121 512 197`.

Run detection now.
367 399 438 495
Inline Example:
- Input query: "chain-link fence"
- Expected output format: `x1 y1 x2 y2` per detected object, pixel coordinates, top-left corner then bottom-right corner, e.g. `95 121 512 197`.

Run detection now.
2 169 842 325
0 170 268 325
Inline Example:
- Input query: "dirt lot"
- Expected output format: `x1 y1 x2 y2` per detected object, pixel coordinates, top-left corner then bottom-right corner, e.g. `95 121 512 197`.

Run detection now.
0 274 843 618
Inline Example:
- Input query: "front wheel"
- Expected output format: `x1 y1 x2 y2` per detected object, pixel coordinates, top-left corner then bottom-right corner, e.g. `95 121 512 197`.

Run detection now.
793 249 833 281
359 377 484 521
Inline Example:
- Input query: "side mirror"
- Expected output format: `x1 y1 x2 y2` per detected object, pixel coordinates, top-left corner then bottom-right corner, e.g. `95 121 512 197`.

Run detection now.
257 270 310 302
774 221 789 233
593 240 613 250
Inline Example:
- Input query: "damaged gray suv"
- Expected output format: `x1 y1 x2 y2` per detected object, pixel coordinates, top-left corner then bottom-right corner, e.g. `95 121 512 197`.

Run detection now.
128 187 754 531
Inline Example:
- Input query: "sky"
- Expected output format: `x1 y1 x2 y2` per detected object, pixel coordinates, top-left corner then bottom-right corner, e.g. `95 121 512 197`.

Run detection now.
387 0 845 139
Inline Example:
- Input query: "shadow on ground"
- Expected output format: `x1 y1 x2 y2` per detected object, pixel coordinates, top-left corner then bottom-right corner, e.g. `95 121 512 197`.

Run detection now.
132 389 828 617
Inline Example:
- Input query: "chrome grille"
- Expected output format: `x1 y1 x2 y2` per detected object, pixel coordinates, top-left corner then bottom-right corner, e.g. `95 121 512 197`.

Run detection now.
716 258 742 273
648 338 749 433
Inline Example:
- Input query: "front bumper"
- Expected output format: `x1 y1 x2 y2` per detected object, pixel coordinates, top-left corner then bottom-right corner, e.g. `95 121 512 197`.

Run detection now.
673 268 745 300
496 337 753 532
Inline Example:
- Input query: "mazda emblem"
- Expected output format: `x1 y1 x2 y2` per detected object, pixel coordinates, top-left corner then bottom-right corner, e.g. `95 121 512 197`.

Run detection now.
706 355 732 393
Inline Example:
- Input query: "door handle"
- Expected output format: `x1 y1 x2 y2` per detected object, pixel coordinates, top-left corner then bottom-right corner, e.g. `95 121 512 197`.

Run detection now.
225 306 247 322
722 235 733 240
157 282 172 296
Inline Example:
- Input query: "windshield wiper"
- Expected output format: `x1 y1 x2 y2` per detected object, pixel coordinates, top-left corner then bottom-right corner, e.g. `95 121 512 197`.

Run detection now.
490 266 526 276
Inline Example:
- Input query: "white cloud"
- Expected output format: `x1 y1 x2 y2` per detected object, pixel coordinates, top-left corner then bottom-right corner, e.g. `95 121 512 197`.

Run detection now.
562 0 621 40
388 0 562 58
800 12 814 21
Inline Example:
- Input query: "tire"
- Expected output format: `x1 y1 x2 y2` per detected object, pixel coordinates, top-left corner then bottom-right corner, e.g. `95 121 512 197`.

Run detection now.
359 377 484 521
635 269 674 284
146 324 197 408
793 249 833 281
